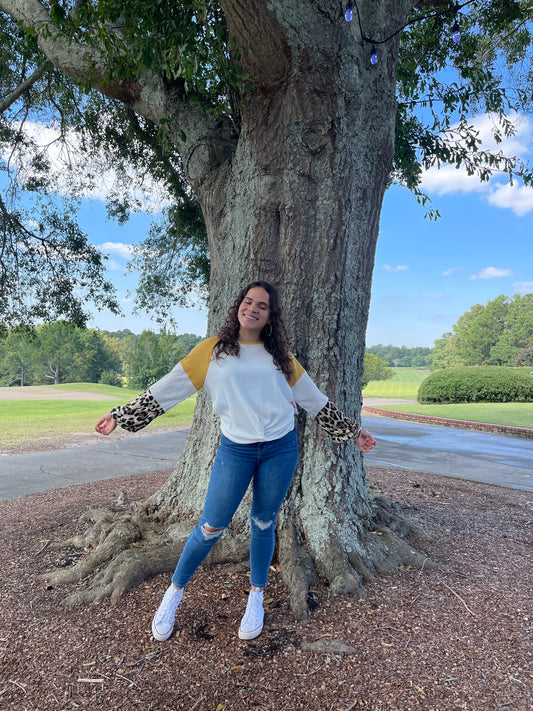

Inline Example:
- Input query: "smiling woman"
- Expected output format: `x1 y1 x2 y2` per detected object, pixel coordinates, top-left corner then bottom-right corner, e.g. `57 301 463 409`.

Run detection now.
93 281 376 642
237 285 272 341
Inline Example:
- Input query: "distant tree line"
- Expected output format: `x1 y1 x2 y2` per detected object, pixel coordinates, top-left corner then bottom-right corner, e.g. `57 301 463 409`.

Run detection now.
362 353 394 386
0 323 202 388
2 292 529 389
365 344 432 368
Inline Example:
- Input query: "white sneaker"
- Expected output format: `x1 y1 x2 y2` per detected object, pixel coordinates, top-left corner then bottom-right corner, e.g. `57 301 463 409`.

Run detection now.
238 589 264 640
151 585 183 641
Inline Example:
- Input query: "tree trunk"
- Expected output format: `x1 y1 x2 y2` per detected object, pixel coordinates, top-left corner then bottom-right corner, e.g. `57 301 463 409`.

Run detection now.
143 0 427 617
22 0 434 612
46 363 60 385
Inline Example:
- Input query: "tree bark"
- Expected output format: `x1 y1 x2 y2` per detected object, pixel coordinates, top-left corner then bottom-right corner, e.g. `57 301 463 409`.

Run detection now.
3 0 432 612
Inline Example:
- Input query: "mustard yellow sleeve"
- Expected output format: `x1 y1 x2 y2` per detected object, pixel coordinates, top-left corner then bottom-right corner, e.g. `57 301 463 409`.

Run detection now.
288 353 306 388
149 337 218 412
177 336 219 390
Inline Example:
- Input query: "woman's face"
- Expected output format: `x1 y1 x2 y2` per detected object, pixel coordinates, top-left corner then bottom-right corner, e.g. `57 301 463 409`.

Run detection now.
237 286 272 341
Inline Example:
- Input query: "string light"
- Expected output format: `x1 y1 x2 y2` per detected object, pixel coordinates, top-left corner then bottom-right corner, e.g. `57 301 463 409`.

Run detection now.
345 1 468 66
345 1 353 22
452 20 460 43
452 2 460 43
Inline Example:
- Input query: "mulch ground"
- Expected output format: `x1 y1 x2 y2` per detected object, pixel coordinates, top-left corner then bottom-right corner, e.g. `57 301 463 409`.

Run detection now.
1 465 532 711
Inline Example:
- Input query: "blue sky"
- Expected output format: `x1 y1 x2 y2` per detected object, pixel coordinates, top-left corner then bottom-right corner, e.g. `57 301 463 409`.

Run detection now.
369 112 533 346
3 113 533 348
369 183 533 347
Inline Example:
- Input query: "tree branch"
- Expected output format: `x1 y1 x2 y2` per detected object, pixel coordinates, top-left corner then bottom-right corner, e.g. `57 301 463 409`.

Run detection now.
219 0 291 87
0 0 144 105
0 60 51 114
414 0 452 7
0 0 238 187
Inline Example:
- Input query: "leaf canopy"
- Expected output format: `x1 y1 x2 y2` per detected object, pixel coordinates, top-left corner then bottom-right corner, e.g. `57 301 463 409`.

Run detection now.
1 0 532 327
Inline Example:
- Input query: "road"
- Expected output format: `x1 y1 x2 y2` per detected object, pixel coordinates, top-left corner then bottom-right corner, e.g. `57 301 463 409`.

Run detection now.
0 418 532 501
0 430 189 501
362 415 533 491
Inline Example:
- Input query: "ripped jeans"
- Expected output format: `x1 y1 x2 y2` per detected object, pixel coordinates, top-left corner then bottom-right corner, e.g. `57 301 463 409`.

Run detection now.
171 429 299 589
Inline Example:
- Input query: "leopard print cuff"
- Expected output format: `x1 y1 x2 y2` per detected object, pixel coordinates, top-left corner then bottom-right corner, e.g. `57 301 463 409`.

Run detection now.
111 389 165 433
315 401 361 443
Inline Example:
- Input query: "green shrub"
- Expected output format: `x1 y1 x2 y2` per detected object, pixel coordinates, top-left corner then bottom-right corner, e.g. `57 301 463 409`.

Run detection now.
98 370 123 387
417 367 533 404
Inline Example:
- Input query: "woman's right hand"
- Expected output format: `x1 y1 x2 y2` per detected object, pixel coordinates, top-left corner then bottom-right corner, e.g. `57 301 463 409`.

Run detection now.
95 412 117 436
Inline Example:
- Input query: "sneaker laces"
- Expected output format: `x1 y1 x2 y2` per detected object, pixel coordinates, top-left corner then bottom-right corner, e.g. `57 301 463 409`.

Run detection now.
241 589 264 629
155 586 183 628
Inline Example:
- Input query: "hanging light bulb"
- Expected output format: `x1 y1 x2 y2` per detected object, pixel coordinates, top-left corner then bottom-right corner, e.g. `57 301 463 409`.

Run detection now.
452 20 460 43
370 45 378 65
345 1 353 22
452 2 460 43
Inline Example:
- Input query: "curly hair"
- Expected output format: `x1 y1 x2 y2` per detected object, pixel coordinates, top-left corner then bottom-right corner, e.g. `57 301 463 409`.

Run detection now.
214 281 294 381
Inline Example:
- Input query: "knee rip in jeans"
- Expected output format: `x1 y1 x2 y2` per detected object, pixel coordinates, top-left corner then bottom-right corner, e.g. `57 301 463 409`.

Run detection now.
252 516 273 531
201 524 226 541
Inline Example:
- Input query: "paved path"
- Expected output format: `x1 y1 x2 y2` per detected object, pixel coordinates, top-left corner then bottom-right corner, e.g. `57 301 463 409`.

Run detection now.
1 418 532 501
362 415 533 492
0 430 189 501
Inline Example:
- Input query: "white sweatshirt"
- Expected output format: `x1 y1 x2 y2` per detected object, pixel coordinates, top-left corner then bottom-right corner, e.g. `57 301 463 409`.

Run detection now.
149 337 328 444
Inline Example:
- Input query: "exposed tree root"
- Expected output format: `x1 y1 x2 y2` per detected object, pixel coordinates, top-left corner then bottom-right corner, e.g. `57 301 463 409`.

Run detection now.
278 518 318 621
66 543 185 606
276 495 435 620
45 490 437 614
371 495 426 537
44 508 143 587
44 504 251 606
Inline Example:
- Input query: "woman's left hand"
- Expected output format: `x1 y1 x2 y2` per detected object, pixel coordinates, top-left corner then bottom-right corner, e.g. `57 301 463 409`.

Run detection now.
356 427 377 452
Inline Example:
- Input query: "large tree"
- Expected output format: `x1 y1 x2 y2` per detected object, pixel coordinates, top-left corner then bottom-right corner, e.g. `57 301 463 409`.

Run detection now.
1 0 532 616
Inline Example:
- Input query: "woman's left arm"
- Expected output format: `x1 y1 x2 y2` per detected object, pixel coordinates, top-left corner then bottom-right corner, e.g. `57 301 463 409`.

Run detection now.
289 356 377 452
289 363 377 452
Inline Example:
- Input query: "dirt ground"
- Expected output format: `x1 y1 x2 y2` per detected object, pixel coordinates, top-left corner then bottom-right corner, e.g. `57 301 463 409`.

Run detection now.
1 455 532 710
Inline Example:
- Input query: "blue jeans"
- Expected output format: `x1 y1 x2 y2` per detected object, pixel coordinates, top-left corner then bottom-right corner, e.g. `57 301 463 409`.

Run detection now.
172 429 299 589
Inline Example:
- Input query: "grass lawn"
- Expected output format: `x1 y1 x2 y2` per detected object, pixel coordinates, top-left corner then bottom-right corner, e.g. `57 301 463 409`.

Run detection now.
3 379 531 452
371 402 533 429
0 383 196 451
363 369 533 429
363 368 430 399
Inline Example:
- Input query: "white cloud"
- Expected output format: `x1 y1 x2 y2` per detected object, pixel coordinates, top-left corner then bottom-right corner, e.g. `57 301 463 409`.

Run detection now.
99 242 134 259
469 267 513 280
466 112 532 155
487 182 533 216
443 267 461 276
382 264 409 272
513 282 533 294
106 259 123 271
0 120 170 211
421 164 489 196
420 112 533 211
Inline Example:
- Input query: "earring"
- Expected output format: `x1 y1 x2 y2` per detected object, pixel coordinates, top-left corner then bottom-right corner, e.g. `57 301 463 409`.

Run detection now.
264 324 272 337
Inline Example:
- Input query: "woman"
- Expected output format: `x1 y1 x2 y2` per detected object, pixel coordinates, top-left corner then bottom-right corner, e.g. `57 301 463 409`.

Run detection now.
95 281 376 642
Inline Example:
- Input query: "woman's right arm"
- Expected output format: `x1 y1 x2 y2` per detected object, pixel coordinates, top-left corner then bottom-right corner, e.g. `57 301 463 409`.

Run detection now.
94 337 215 435
95 412 117 436
95 389 166 434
